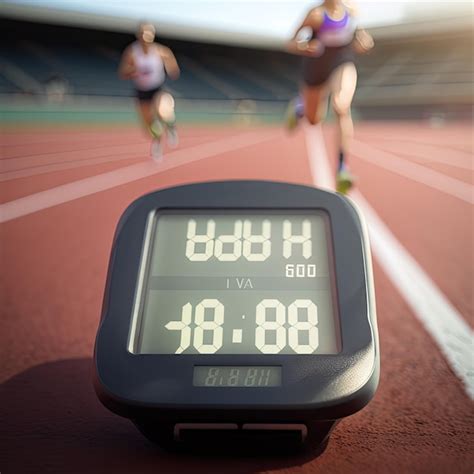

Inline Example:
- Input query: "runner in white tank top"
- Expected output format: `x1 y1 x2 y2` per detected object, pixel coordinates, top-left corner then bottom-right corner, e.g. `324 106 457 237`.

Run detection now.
119 23 180 160
131 41 166 91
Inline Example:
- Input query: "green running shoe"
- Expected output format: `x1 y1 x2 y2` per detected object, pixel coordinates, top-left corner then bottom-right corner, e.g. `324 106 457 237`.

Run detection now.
336 169 355 195
285 99 299 131
149 120 163 139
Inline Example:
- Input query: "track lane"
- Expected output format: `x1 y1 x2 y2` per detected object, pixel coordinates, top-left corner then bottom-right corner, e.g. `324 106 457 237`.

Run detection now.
354 139 473 184
0 128 310 383
1 130 225 171
352 156 473 323
319 127 473 325
0 127 270 202
351 140 473 204
1 123 473 474
358 139 472 170
1 125 253 150
354 122 473 149
0 130 280 222
0 157 145 203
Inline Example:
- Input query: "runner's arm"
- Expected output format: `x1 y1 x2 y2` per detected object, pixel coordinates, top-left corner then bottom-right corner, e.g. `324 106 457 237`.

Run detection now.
352 29 374 54
159 46 180 80
345 1 375 54
118 47 136 80
286 8 324 56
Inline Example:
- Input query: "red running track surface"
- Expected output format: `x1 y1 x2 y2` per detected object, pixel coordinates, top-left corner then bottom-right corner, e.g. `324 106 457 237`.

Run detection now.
1 122 473 474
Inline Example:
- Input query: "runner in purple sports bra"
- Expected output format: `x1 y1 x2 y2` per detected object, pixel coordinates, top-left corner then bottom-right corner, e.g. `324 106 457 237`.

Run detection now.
286 0 374 194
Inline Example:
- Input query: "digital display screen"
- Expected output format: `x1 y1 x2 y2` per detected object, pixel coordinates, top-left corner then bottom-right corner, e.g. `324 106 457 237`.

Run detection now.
193 366 281 387
129 211 340 355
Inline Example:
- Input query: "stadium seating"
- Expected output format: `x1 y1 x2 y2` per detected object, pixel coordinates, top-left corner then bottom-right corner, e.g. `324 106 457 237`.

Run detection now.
1 20 472 118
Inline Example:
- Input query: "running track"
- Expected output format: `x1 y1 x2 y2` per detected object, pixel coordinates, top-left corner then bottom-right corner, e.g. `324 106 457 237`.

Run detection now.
1 122 473 473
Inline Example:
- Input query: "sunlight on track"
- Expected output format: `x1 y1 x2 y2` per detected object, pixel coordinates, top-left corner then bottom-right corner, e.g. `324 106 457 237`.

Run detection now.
0 130 276 223
351 140 474 204
1 143 151 181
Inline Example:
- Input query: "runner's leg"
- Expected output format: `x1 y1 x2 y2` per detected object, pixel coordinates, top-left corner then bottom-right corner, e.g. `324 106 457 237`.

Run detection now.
155 92 178 147
329 63 357 193
303 84 326 125
137 100 155 134
330 62 357 169
316 85 330 124
137 98 163 159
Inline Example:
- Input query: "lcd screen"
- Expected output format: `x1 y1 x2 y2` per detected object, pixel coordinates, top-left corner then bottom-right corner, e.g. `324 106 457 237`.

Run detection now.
129 211 340 355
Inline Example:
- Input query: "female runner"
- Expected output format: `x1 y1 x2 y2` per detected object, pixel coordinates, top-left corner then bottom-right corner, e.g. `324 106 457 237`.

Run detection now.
286 0 374 193
119 23 180 159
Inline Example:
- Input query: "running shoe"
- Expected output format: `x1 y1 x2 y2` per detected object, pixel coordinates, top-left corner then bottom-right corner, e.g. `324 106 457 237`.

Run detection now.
336 169 355 195
285 99 299 131
149 120 163 139
285 97 304 131
167 126 179 148
150 139 163 161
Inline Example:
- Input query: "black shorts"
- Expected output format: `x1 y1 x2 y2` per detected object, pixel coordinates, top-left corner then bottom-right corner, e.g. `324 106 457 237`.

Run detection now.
302 45 355 87
135 86 162 102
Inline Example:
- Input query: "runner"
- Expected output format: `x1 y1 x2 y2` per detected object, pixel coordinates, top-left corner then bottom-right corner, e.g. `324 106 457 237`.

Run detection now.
286 0 374 193
119 23 180 160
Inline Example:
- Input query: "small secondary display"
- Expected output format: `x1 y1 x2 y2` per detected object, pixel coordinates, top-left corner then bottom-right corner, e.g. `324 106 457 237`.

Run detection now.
193 366 282 387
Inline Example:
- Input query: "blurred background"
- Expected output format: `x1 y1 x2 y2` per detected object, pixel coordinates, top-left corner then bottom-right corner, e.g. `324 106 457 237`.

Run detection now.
1 0 473 125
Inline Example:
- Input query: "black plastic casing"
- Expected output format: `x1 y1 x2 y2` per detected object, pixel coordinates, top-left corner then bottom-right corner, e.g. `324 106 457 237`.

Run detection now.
94 181 379 426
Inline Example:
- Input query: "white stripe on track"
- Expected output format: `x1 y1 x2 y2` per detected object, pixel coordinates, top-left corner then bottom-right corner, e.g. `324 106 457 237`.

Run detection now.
0 149 146 182
354 191 474 399
351 140 474 204
0 131 275 223
304 123 334 191
359 140 472 170
305 124 474 399
0 142 147 173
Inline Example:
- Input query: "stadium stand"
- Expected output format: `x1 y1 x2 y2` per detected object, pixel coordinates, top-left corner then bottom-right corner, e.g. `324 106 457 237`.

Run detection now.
1 17 472 119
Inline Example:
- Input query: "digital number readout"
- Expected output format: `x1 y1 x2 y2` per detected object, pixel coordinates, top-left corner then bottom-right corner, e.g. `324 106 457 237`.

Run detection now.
186 218 311 262
130 212 340 355
166 298 318 354
193 366 281 387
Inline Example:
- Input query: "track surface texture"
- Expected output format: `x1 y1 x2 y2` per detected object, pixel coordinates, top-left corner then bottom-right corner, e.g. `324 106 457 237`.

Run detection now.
1 121 473 474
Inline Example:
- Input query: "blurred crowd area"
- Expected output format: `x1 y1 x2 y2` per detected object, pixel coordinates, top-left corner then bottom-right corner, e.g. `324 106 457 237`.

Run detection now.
1 16 472 123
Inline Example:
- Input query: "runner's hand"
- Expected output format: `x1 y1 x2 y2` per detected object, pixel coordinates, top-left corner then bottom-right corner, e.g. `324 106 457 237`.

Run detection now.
353 30 374 54
306 39 324 55
294 39 324 57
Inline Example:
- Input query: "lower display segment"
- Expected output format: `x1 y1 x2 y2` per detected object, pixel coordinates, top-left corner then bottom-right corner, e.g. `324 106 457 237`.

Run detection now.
193 366 281 387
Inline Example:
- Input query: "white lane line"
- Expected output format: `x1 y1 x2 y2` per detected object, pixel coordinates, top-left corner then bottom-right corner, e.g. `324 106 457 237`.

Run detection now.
0 138 231 182
303 123 334 191
0 150 147 182
351 140 474 204
1 134 245 181
354 191 474 399
362 140 472 170
0 142 149 173
0 131 275 223
305 124 474 399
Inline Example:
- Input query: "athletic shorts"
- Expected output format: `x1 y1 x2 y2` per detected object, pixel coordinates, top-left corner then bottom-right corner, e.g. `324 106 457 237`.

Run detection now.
302 45 355 87
135 86 162 102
